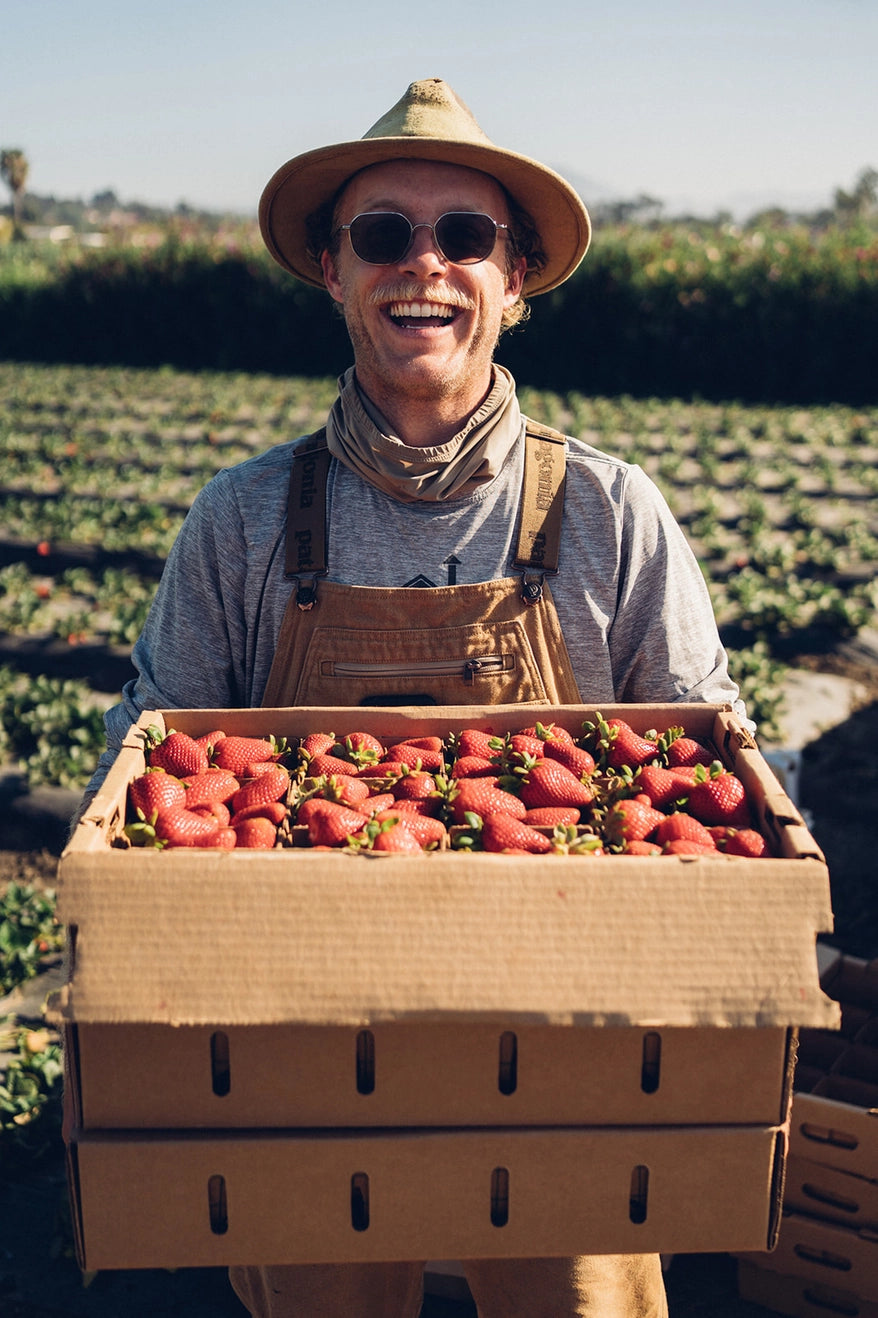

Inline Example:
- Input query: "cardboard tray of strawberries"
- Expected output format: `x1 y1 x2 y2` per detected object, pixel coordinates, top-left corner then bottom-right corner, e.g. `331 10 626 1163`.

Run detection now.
53 703 837 1031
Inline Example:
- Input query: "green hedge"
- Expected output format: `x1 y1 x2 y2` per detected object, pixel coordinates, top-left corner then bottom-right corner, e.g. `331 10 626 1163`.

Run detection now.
2 225 876 403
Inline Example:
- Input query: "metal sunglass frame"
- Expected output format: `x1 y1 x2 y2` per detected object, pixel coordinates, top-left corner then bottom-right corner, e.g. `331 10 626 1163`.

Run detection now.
336 211 510 266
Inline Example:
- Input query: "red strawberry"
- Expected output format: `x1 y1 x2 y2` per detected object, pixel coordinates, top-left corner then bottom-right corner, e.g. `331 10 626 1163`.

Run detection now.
397 736 444 753
233 816 278 849
388 797 443 817
622 839 663 856
230 800 288 827
191 800 232 827
306 801 370 848
148 729 209 777
385 742 445 772
523 806 582 827
663 839 717 855
605 719 660 771
373 810 447 849
722 828 770 858
212 735 280 774
517 722 576 746
357 760 409 781
392 771 437 801
230 764 290 815
507 733 546 761
543 741 596 778
307 752 361 778
181 768 241 807
214 827 237 850
449 780 527 825
195 729 227 753
128 769 186 818
518 760 594 811
666 735 715 768
635 765 695 811
300 732 336 758
295 797 341 825
653 813 716 849
337 731 384 763
155 806 222 848
370 821 424 853
603 798 664 845
481 812 553 854
308 773 372 808
451 755 497 778
686 766 751 827
362 792 397 814
454 728 496 760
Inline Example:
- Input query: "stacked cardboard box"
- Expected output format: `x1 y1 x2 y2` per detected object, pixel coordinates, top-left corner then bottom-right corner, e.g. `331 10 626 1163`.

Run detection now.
50 703 838 1272
739 949 878 1316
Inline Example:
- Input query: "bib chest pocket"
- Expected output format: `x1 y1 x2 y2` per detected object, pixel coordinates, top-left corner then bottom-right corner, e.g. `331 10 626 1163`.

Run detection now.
294 619 550 707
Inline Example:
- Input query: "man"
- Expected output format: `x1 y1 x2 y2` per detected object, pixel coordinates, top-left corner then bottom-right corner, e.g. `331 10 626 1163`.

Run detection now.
98 79 743 1315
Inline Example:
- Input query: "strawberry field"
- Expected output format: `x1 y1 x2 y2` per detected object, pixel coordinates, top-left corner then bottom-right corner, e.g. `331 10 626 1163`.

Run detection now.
1 357 877 1316
0 358 875 788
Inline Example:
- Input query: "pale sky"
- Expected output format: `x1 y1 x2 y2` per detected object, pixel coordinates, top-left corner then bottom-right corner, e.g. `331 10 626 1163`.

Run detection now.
5 0 876 220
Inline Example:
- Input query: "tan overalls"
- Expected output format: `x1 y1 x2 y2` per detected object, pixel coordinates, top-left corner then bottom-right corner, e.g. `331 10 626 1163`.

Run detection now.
231 423 669 1318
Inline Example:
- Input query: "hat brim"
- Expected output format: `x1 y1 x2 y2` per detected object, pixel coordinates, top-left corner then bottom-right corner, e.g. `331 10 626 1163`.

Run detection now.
259 137 591 296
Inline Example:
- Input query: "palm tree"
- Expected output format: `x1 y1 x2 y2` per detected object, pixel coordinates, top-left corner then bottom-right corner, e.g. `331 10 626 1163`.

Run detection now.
0 148 29 238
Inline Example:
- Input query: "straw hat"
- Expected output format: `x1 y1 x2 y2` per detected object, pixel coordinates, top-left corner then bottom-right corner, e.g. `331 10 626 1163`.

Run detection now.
259 78 591 296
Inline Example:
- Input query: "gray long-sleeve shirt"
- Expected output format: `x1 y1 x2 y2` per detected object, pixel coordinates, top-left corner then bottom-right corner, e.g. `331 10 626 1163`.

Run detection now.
98 421 742 774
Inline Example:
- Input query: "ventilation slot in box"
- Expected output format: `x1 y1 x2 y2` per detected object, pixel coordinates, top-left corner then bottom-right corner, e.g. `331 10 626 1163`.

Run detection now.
491 1167 510 1227
208 1174 228 1234
629 1165 650 1224
210 1031 231 1097
356 1030 375 1095
498 1031 518 1095
641 1031 661 1093
351 1173 370 1231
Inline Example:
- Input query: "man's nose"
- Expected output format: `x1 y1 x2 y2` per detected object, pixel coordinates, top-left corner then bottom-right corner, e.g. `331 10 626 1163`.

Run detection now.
400 223 447 274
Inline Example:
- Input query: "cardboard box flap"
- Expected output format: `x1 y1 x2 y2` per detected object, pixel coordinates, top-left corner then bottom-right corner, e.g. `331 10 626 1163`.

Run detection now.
56 853 836 1028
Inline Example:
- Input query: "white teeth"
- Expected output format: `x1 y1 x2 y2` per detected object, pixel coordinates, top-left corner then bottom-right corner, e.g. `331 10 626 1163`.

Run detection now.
388 301 455 319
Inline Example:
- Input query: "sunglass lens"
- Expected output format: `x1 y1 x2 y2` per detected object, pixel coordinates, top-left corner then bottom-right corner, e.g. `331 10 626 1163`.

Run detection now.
435 213 497 263
348 213 411 264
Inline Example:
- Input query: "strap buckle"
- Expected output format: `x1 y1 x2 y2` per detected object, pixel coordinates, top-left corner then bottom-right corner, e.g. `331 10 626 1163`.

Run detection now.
520 572 546 606
291 573 324 611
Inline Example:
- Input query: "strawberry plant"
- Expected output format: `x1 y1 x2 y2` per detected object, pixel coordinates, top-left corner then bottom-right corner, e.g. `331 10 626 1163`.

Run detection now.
0 1023 64 1166
0 666 108 788
0 882 62 995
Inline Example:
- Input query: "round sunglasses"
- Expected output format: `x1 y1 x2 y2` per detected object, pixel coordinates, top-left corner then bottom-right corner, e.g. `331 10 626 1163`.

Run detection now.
337 211 509 266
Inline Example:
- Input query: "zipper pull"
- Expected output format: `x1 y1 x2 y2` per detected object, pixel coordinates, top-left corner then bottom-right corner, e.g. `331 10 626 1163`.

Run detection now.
463 659 483 684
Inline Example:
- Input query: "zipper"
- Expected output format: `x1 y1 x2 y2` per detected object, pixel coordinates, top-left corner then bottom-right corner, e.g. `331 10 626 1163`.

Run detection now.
318 654 514 685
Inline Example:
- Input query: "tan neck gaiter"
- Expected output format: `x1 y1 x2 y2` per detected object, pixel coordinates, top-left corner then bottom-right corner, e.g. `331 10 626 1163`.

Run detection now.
324 364 522 503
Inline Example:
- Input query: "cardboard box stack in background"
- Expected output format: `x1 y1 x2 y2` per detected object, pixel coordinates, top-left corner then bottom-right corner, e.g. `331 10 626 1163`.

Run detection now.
50 703 839 1273
738 948 878 1316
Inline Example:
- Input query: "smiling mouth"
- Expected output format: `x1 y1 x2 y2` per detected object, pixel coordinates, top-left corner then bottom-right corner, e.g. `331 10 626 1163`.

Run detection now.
386 300 458 327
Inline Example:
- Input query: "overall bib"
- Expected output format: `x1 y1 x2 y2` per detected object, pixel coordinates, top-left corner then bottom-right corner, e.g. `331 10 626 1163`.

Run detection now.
260 422 582 709
231 423 668 1318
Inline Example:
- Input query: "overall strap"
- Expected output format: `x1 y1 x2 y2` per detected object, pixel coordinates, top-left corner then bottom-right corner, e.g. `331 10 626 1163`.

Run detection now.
514 420 567 604
284 429 330 609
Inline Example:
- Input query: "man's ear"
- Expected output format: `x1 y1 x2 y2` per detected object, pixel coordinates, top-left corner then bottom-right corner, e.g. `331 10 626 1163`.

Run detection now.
505 254 528 304
321 248 344 303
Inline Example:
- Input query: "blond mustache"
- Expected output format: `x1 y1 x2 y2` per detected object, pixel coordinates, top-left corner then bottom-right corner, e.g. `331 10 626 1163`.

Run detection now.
367 283 476 311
